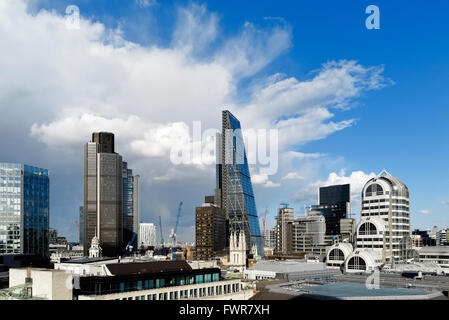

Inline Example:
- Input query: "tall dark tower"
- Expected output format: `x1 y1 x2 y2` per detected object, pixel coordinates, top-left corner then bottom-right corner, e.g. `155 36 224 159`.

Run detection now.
83 132 123 257
314 184 350 235
92 132 115 153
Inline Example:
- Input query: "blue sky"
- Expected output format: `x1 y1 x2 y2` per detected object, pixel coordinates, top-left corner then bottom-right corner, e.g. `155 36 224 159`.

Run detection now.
3 0 449 241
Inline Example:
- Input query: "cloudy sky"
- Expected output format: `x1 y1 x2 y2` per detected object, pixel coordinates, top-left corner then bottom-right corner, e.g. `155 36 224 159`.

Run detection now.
2 0 449 242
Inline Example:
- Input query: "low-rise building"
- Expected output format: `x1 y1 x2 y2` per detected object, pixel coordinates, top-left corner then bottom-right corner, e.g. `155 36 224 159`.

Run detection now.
417 246 449 273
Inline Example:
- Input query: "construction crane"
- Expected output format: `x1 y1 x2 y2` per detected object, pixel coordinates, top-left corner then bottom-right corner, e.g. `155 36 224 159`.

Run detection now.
170 201 183 260
159 216 164 247
75 220 80 232
261 207 268 247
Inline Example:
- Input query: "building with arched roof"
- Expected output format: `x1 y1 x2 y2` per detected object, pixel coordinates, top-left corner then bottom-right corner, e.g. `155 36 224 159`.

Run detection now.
331 170 412 273
344 249 382 273
326 242 353 269
360 170 410 263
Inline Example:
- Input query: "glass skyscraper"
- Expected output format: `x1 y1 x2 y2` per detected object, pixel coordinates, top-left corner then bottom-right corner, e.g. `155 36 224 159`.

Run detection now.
216 110 264 256
312 184 351 235
0 163 49 256
122 162 140 250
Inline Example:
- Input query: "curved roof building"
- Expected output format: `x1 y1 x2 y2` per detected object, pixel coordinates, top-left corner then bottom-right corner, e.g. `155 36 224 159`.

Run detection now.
360 170 411 263
326 243 353 269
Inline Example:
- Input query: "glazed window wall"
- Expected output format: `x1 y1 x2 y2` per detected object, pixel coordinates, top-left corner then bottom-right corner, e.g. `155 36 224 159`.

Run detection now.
0 163 22 254
80 272 221 296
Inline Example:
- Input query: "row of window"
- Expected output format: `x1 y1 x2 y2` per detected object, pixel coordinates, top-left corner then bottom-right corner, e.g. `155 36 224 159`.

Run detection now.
114 283 241 301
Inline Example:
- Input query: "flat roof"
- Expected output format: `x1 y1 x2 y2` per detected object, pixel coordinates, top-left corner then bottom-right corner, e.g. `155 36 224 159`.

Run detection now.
64 257 116 264
418 246 449 254
248 260 325 273
106 261 193 276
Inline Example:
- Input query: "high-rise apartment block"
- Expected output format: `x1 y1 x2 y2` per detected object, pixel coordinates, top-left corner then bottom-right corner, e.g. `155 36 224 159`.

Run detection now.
0 163 50 256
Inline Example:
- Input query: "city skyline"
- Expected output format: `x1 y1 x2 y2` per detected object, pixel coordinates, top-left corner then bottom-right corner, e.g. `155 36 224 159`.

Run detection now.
1 0 449 242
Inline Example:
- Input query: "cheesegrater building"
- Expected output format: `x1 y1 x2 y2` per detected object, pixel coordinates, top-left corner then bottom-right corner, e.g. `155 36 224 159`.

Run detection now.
216 110 264 256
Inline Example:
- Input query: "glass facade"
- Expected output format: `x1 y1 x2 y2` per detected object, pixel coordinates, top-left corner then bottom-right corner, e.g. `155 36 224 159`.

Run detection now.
313 184 350 235
0 163 49 255
77 270 221 296
122 162 135 249
219 110 264 255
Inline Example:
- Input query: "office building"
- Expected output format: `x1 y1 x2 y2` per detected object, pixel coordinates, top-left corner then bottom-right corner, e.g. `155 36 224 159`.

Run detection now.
274 207 294 254
412 229 436 246
311 184 350 235
83 132 123 257
5 260 253 300
140 223 157 247
0 163 50 256
263 227 276 248
436 229 449 246
49 228 58 245
215 110 263 256
79 206 84 246
195 197 226 260
336 170 411 273
358 170 410 263
122 163 140 250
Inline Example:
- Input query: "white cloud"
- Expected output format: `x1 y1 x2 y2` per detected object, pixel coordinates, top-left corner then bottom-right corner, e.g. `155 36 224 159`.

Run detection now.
419 210 431 215
252 174 280 188
282 172 305 180
293 170 377 203
135 0 157 8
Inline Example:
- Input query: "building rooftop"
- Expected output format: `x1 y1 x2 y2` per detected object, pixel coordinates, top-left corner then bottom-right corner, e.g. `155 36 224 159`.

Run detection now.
248 260 325 274
65 257 116 264
417 246 449 254
106 260 193 276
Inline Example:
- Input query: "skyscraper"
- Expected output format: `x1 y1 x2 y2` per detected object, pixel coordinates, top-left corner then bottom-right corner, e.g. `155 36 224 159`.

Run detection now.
356 170 410 264
83 132 123 257
132 175 140 247
122 162 140 251
312 184 350 235
0 163 50 256
122 162 134 249
216 110 263 256
79 206 84 246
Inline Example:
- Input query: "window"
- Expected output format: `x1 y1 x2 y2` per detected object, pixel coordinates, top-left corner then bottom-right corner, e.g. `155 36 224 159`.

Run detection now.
329 248 345 261
195 274 204 284
347 256 367 270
